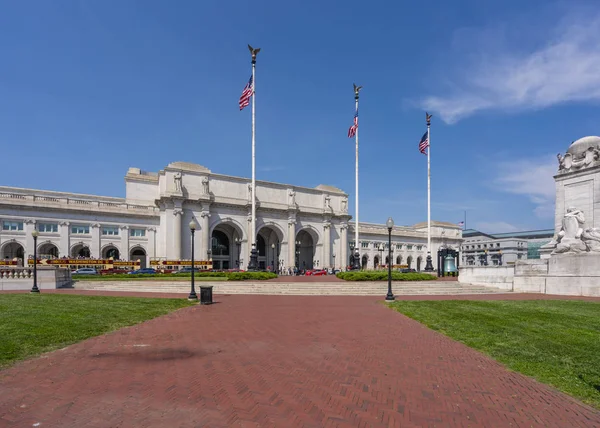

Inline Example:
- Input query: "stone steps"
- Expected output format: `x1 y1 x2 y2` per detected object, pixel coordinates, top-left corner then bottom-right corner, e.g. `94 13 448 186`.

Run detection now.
73 281 505 296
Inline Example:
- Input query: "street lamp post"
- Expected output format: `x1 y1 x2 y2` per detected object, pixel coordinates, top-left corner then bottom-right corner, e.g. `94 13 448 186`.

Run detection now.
235 238 241 268
271 243 275 272
332 252 336 271
188 221 198 301
385 217 395 302
31 230 40 293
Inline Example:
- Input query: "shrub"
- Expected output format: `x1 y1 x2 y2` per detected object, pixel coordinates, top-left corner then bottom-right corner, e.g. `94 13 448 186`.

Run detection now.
335 271 435 281
227 272 277 281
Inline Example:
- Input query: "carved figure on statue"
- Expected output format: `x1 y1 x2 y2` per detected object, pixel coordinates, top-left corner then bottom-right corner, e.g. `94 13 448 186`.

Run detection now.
288 189 296 206
202 176 209 195
341 197 348 213
174 172 182 192
553 207 587 254
557 153 566 171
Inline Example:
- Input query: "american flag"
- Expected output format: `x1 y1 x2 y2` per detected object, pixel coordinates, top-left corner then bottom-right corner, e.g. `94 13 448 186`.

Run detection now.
239 75 253 110
458 221 464 227
348 110 358 138
418 131 429 155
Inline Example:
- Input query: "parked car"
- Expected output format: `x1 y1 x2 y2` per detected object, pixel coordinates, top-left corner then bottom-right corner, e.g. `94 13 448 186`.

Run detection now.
128 268 157 275
73 268 98 275
312 269 327 276
178 267 201 273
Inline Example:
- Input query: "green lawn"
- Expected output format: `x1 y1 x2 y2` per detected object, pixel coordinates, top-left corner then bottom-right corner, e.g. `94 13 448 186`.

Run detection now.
389 300 600 408
0 294 193 369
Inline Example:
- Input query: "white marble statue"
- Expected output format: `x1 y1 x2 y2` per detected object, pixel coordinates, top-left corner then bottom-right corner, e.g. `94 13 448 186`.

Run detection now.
324 195 331 210
202 176 209 194
341 197 348 213
553 207 588 253
288 189 296 206
174 172 182 192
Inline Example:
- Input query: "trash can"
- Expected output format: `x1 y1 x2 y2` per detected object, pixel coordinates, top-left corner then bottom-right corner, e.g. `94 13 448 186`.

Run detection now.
200 286 213 305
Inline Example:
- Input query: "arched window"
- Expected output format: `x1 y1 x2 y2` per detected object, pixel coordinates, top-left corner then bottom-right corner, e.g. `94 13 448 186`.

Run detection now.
256 234 266 256
211 230 230 256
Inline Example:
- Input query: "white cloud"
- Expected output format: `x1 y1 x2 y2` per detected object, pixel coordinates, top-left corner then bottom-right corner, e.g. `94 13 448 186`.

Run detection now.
494 155 556 219
422 11 600 123
475 221 520 233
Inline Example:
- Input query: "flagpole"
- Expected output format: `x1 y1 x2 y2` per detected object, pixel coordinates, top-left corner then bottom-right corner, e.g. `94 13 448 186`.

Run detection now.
352 84 362 270
247 45 260 271
464 210 467 231
424 112 434 272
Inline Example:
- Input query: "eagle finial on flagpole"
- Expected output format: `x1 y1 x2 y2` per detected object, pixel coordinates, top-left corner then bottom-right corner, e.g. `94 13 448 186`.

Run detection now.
353 83 363 100
426 112 432 126
248 44 261 61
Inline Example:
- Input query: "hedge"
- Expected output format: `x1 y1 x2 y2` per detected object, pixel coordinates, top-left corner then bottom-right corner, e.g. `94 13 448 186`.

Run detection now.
335 271 435 281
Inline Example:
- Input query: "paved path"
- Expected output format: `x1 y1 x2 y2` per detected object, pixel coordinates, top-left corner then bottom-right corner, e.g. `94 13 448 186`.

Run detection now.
1 294 599 427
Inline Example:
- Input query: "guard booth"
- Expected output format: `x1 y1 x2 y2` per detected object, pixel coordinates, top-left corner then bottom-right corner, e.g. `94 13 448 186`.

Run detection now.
437 247 459 277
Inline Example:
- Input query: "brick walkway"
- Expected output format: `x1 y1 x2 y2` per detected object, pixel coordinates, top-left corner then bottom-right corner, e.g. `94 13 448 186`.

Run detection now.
1 294 599 427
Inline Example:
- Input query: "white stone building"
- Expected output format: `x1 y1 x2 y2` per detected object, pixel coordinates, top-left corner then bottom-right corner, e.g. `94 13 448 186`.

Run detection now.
0 162 461 271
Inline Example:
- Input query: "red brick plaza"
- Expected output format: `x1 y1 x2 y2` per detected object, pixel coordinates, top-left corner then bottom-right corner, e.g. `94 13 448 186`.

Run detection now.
1 291 599 427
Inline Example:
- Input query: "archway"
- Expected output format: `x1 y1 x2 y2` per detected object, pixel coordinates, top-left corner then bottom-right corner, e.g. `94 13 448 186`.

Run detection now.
211 230 230 270
130 247 147 268
396 255 402 265
257 224 284 271
71 243 91 258
385 256 389 266
2 242 24 260
361 255 368 270
296 229 315 270
38 242 59 259
210 220 245 270
417 256 422 271
407 256 413 269
102 245 120 260
374 256 380 269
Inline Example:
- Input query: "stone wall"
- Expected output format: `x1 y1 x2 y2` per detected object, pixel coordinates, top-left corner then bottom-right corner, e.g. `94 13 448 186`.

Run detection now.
458 266 514 291
0 267 72 291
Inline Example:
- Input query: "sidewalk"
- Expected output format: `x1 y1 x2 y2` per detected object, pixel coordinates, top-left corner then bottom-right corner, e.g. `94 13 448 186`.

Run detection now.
1 294 598 427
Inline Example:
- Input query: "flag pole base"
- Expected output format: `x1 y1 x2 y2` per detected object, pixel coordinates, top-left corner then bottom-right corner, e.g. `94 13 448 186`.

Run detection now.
352 250 361 270
247 244 259 271
424 253 434 271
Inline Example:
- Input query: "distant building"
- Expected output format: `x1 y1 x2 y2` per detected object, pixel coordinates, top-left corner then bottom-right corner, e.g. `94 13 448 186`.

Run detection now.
460 229 554 266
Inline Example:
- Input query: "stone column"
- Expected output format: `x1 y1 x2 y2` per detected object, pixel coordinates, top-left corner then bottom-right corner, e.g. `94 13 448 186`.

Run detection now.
120 226 129 260
59 221 70 258
172 209 183 260
340 223 348 270
323 221 331 269
24 220 36 262
200 210 211 261
147 227 156 260
288 219 296 268
91 223 101 258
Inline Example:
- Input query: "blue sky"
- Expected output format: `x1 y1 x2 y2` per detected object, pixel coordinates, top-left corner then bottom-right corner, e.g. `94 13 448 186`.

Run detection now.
1 0 599 233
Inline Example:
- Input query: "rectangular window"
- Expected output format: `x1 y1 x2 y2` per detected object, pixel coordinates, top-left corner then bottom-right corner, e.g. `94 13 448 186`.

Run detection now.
130 228 146 237
407 245 413 250
361 242 369 248
71 225 89 234
2 221 23 231
102 226 119 236
38 223 58 233
396 244 402 250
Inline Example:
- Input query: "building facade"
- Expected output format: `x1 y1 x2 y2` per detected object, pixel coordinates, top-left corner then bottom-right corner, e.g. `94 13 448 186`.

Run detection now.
460 229 554 266
0 162 462 270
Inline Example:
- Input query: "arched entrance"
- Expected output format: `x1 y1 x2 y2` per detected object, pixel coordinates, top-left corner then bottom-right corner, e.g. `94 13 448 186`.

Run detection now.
295 229 315 270
385 256 389 266
38 242 59 259
102 245 120 260
258 224 283 271
407 256 413 270
374 256 380 269
211 230 230 270
71 243 91 258
396 255 402 265
2 242 24 260
130 247 147 268
210 220 245 270
417 256 422 271
361 255 368 270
